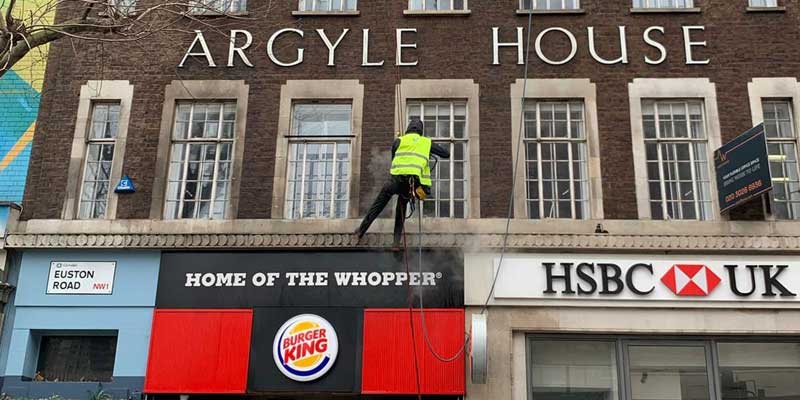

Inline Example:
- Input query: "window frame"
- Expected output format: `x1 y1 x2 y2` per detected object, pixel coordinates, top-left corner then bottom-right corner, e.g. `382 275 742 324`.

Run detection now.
285 101 355 220
406 100 470 219
761 99 800 220
63 81 133 221
632 0 694 8
522 99 590 220
297 0 358 12
165 101 237 220
519 0 581 11
511 79 604 220
748 0 780 8
77 102 121 220
188 0 247 15
526 335 800 400
271 80 364 220
150 80 249 220
642 99 713 221
746 78 800 221
405 0 471 14
628 78 722 221
396 79 481 219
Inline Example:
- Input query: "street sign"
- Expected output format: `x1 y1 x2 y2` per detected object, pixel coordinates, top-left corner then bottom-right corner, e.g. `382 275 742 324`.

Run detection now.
714 123 773 213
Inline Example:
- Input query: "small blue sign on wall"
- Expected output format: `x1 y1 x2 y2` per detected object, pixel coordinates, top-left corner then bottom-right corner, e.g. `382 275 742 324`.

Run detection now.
714 123 773 213
115 175 135 194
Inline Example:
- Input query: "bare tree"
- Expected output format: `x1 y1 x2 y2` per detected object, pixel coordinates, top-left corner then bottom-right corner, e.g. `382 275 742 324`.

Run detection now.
0 0 276 79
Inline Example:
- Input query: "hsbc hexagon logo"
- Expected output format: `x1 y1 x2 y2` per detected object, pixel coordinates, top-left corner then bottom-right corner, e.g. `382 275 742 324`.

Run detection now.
661 264 722 296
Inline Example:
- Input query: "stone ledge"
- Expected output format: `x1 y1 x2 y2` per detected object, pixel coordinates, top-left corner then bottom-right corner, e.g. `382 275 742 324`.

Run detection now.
6 232 800 252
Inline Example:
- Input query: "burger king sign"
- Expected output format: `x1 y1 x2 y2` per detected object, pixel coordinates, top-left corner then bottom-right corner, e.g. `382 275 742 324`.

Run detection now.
273 314 339 382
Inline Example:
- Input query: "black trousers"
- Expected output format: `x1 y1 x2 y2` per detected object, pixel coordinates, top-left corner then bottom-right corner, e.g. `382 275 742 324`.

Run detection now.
356 175 416 245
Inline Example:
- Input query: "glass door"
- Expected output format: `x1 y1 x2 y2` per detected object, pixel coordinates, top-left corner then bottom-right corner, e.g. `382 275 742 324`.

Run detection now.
624 342 715 400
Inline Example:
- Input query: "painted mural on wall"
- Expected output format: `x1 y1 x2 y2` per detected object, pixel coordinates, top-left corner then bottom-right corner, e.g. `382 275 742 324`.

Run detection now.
0 0 50 203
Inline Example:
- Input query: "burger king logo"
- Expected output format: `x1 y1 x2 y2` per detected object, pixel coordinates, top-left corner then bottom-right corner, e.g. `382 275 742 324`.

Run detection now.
273 314 339 382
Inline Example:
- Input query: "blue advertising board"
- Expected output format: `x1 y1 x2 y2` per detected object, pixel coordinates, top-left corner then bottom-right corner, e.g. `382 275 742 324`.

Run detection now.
714 123 773 213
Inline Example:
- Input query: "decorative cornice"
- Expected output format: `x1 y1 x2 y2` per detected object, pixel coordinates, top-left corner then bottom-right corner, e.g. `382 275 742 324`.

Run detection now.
5 233 800 253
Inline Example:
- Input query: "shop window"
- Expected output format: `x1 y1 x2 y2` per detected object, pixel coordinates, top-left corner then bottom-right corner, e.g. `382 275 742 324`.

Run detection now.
79 103 120 220
762 100 800 219
36 336 117 382
642 100 713 220
407 101 469 218
632 0 694 8
408 0 468 11
749 0 778 7
298 0 357 12
628 345 711 400
286 103 353 219
718 342 800 400
190 0 246 14
523 101 589 219
165 101 236 220
520 0 580 10
528 339 620 400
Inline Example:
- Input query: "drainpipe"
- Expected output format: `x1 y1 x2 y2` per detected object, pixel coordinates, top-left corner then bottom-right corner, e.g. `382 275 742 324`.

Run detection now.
0 202 22 349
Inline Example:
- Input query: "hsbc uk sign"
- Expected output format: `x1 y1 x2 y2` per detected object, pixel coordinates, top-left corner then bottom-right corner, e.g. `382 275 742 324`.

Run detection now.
493 255 799 303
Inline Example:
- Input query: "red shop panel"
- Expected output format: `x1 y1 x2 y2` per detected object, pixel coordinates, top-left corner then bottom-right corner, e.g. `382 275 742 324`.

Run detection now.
144 309 253 394
361 309 465 395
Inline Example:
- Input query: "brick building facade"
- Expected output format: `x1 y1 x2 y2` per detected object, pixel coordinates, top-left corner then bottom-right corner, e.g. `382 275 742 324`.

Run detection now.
3 0 800 399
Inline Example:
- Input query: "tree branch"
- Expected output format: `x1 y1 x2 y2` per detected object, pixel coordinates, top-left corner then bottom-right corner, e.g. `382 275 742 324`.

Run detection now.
4 0 16 30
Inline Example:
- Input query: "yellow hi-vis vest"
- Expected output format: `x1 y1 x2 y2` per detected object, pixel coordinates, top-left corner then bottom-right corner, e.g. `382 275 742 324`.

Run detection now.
391 133 432 186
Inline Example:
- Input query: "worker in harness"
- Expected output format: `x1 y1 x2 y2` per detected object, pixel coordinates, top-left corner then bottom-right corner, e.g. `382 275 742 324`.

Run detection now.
355 118 450 248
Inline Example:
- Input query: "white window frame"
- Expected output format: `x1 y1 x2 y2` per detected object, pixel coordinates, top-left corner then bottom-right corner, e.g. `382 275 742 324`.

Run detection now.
406 0 470 12
747 78 800 221
632 0 694 8
519 0 581 10
629 78 722 221
298 0 357 12
407 100 470 219
749 0 779 8
78 102 121 220
762 100 800 219
522 100 591 220
511 79 604 220
150 80 249 220
189 0 247 14
396 79 481 218
285 103 354 219
271 80 364 219
642 100 712 221
165 101 237 220
62 81 133 220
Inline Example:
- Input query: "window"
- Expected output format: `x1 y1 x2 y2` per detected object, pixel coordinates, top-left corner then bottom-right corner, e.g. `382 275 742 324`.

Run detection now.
528 339 620 400
79 103 119 219
299 0 357 11
763 100 800 219
190 0 246 14
642 100 712 220
109 0 136 14
520 0 580 10
407 101 468 218
165 101 236 220
36 336 117 382
523 101 589 219
749 0 778 7
286 103 352 219
718 342 800 400
632 0 694 8
629 345 711 400
408 0 467 11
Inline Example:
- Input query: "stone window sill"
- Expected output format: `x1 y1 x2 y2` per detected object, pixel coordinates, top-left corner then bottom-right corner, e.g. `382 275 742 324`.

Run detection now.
516 8 585 15
746 6 786 12
630 7 701 13
403 9 471 16
292 10 360 16
188 11 249 17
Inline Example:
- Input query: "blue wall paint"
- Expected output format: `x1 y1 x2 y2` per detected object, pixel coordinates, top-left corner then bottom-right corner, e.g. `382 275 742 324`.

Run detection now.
6 307 154 377
2 250 160 398
15 250 160 307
